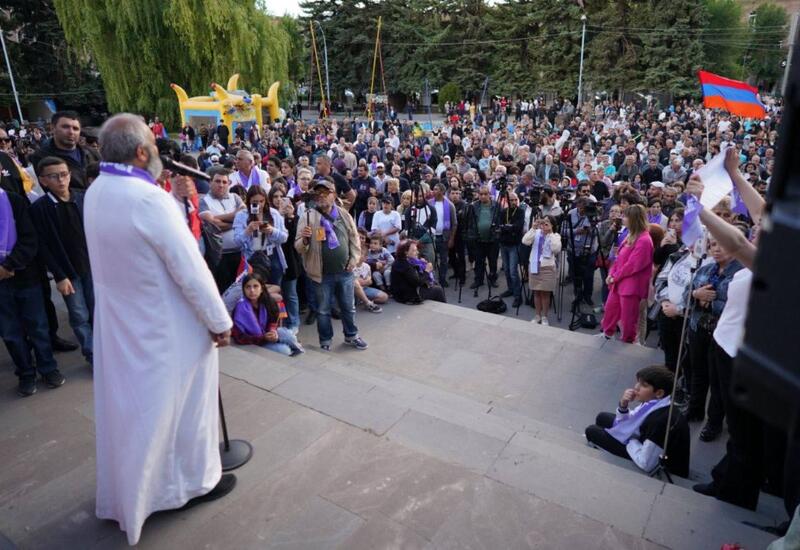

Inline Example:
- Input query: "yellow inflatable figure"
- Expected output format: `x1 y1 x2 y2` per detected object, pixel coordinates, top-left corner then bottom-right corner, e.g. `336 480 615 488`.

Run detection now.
170 74 280 138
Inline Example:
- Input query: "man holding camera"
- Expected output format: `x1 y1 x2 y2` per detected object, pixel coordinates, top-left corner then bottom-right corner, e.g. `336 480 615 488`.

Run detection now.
499 192 526 307
295 177 367 351
566 193 600 307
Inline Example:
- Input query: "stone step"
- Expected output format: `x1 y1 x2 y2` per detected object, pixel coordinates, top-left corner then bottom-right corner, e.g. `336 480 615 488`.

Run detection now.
222 339 782 548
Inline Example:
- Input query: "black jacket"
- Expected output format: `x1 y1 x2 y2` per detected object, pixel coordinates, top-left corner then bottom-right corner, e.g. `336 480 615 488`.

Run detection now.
28 139 100 191
0 152 25 199
1 190 41 288
497 205 525 246
390 258 426 303
29 190 88 283
465 200 501 243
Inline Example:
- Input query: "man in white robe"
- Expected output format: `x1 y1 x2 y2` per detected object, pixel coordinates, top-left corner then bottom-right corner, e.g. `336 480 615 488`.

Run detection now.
85 114 235 545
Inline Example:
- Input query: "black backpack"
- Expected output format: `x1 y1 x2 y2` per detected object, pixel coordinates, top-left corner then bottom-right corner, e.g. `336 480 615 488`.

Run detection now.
477 295 507 314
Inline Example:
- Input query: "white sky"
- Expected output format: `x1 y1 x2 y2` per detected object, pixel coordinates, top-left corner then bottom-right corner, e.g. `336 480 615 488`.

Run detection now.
266 0 303 17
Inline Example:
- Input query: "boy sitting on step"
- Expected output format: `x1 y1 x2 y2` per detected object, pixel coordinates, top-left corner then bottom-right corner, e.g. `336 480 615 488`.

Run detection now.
585 366 690 477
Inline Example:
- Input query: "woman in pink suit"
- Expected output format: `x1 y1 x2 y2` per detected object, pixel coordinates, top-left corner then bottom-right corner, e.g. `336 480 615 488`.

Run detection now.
601 204 654 343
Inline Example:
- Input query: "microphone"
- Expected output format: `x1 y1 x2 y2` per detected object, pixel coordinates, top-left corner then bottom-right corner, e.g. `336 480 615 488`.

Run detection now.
160 155 211 181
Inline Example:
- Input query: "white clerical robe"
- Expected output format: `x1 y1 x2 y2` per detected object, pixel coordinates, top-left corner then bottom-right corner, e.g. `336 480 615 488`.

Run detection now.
84 171 232 545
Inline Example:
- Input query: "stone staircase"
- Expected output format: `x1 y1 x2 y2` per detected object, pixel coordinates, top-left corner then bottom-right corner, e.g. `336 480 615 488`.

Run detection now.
220 300 784 549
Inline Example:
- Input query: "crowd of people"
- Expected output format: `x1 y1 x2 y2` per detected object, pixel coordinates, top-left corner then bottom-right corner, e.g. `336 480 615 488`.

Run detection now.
0 94 795 537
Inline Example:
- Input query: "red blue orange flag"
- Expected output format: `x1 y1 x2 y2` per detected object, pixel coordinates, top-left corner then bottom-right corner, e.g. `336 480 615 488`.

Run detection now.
698 70 766 119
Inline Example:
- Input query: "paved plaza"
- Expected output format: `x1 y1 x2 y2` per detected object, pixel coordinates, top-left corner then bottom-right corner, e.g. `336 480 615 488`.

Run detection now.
0 298 784 549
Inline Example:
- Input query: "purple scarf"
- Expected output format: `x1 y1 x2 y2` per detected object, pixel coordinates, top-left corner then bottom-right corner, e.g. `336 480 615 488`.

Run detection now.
319 206 340 249
409 257 435 284
647 213 661 225
428 198 451 231
0 189 17 262
99 162 157 185
233 299 267 337
606 397 671 444
238 168 261 189
609 227 628 261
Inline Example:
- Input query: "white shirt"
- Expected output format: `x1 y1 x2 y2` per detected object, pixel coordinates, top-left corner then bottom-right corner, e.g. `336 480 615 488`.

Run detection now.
199 193 243 251
229 168 270 190
714 268 752 358
433 200 445 236
371 209 402 252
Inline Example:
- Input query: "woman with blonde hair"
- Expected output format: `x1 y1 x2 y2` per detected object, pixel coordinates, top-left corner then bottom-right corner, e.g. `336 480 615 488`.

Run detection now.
600 204 654 343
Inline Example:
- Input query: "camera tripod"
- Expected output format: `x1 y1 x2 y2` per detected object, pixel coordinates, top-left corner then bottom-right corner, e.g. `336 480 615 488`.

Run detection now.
556 210 607 331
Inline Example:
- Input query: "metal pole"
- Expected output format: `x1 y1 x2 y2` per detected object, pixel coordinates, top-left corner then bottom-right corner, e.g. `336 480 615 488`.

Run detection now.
0 25 24 124
781 12 800 96
315 21 330 109
577 15 587 110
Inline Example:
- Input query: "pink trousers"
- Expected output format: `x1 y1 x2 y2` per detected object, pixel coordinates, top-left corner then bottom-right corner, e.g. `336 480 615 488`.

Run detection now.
602 290 640 343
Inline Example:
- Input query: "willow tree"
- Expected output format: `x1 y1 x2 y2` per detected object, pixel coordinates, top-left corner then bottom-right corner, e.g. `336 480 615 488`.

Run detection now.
52 0 291 127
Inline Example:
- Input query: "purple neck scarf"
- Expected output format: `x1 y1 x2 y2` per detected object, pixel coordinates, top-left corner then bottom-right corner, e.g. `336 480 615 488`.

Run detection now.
99 162 157 185
609 227 628 261
0 189 17 262
239 168 260 189
319 206 340 249
409 257 435 283
606 396 671 444
233 299 267 337
648 213 661 225
428 198 451 231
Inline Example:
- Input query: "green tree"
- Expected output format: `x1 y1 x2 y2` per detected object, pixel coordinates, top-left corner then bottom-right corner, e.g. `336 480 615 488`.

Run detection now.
52 0 292 128
0 0 105 114
746 2 789 89
701 0 745 79
438 81 461 110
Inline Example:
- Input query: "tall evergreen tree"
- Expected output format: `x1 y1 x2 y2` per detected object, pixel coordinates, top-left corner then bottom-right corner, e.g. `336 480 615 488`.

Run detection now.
53 0 291 127
746 2 789 89
701 0 745 79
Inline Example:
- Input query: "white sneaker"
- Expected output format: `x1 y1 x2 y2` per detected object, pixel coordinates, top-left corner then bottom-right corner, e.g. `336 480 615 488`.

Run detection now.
541 317 549 326
532 314 541 324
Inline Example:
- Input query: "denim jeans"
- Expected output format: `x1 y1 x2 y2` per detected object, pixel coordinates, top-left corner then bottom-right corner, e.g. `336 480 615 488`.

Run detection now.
304 272 318 313
312 271 359 346
263 327 302 356
433 235 449 286
0 281 58 379
500 244 521 298
62 273 94 361
281 277 300 331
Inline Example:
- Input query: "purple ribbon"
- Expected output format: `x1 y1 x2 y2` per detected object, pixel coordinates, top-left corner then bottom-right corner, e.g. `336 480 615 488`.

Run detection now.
0 189 17 262
99 162 157 186
606 398 665 444
682 196 704 247
232 298 267 337
319 206 340 249
409 257 435 284
238 168 261 189
731 187 749 216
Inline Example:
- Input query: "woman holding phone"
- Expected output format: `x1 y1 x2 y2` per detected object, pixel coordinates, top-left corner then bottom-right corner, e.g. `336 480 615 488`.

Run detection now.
233 186 289 286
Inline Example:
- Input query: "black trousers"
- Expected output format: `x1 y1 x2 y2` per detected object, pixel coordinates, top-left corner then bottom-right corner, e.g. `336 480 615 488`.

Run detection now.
688 328 724 427
213 252 242 294
709 341 764 510
585 412 630 460
449 237 467 283
473 241 499 285
40 275 59 338
658 312 684 373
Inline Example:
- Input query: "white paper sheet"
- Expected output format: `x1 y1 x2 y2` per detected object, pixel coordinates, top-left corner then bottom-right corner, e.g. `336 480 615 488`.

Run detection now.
697 145 733 209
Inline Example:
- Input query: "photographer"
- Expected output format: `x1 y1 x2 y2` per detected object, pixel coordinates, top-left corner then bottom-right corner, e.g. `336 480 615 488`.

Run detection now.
498 192 525 307
564 192 600 307
448 187 469 286
403 188 437 263
466 185 500 290
538 186 563 219
232 186 289 286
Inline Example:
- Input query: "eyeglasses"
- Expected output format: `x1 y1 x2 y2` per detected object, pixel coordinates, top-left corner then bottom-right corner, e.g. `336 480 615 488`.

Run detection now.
41 171 70 181
0 137 11 143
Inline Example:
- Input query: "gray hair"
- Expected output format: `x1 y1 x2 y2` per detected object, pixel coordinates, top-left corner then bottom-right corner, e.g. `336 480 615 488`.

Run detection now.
99 113 152 163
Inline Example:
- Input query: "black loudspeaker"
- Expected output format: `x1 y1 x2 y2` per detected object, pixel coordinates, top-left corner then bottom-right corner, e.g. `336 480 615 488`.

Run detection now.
732 39 800 431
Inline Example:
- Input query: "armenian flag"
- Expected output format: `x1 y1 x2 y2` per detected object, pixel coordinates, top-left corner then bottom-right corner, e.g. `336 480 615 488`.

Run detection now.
698 70 766 119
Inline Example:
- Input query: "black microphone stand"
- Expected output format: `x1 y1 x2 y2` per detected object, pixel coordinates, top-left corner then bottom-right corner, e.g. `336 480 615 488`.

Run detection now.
218 389 253 471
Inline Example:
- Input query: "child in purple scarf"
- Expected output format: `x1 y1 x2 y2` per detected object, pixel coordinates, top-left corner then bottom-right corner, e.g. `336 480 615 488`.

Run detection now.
231 273 304 356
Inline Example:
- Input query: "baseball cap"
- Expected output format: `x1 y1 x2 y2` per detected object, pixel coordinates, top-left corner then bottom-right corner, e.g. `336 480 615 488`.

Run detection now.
313 178 335 192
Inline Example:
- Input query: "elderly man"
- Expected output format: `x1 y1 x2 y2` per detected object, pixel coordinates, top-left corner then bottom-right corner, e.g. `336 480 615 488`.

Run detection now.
662 157 687 185
296 177 367 351
466 185 501 290
229 149 269 190
199 167 245 292
85 114 234 545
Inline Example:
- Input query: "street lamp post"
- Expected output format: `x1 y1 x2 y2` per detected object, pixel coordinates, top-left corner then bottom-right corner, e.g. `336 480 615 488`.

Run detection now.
0 24 24 124
314 21 331 108
577 14 587 110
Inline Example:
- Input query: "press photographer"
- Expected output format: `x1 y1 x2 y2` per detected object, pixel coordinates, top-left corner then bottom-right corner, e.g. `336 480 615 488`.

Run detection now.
498 192 525 307
564 192 601 307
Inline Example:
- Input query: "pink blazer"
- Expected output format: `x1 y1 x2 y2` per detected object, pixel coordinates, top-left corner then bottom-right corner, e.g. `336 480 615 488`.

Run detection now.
609 233 654 299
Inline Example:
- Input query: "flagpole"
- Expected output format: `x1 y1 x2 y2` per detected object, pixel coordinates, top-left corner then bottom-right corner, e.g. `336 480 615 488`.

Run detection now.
705 109 710 160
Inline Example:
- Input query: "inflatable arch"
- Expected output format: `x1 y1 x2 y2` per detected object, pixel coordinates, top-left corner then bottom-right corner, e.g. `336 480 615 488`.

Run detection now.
170 74 280 137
